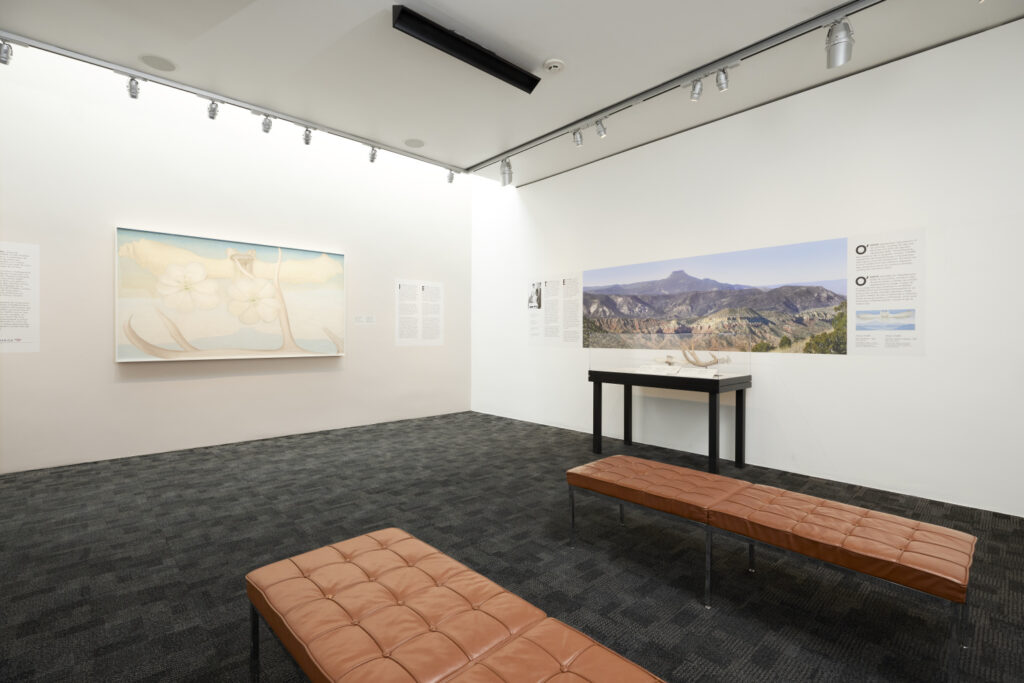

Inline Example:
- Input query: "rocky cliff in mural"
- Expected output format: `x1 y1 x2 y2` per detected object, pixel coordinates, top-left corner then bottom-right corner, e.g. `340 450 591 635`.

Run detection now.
583 269 846 352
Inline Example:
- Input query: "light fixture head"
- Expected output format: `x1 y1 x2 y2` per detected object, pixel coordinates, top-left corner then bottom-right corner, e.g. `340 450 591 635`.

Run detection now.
369 146 378 163
689 78 703 102
262 115 272 133
127 77 140 99
447 169 455 184
0 41 12 65
572 129 583 147
500 158 513 187
595 119 607 139
715 69 728 92
303 128 312 145
207 100 219 120
826 17 854 69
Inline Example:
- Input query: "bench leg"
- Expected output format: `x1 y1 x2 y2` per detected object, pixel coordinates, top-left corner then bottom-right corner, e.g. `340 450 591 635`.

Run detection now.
704 528 713 609
569 486 576 546
618 503 624 525
748 542 756 573
946 598 968 680
250 603 260 683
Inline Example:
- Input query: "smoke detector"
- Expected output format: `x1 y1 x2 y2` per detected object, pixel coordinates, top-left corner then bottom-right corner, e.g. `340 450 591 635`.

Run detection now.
543 59 566 73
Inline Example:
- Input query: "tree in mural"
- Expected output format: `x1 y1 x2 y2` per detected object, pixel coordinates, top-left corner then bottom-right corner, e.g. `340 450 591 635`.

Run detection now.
803 302 847 354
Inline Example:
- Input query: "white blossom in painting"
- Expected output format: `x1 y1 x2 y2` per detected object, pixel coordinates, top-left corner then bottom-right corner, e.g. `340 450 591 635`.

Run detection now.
227 278 280 324
156 263 220 312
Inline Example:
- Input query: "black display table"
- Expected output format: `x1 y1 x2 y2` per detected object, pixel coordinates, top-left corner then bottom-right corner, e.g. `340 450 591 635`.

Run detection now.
588 370 752 474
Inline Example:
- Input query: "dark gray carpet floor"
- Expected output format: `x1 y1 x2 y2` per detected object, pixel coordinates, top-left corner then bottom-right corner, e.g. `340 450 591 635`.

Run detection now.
1 411 1021 682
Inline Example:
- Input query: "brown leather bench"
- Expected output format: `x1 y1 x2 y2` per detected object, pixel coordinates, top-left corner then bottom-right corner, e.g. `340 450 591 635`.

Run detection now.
567 455 975 647
246 527 663 682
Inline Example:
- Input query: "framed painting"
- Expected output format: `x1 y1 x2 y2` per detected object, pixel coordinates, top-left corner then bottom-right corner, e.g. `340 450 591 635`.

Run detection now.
116 228 344 362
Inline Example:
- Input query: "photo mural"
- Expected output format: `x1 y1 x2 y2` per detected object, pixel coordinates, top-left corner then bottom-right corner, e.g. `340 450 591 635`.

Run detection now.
583 238 847 354
116 228 345 362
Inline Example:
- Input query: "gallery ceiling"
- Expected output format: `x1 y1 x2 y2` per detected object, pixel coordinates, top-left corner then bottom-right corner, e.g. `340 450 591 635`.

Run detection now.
0 0 1021 186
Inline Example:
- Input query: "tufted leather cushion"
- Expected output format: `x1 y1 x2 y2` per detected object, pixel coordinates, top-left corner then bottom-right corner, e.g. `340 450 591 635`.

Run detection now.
246 528 662 682
707 485 976 603
567 454 751 523
568 457 976 604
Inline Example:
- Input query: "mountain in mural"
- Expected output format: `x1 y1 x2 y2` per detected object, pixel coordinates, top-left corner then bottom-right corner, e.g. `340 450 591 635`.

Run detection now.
584 269 752 296
583 284 846 352
585 285 843 319
762 278 848 296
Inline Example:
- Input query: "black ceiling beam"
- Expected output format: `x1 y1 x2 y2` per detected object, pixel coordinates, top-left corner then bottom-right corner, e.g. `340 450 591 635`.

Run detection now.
392 5 540 94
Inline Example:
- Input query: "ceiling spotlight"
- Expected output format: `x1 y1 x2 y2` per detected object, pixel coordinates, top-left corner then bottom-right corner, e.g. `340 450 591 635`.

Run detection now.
447 169 455 184
127 77 140 99
207 100 219 120
715 69 728 92
303 128 312 145
262 115 273 133
595 119 607 139
689 79 703 102
500 158 513 187
369 146 378 163
826 18 854 69
572 129 583 147
0 41 12 65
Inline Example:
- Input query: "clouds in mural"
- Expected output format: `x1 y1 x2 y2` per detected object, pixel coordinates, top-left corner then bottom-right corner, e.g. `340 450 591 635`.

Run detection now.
118 238 344 284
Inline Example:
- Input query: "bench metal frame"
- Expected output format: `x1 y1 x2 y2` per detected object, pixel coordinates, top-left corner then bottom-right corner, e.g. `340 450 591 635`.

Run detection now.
568 484 969 679
250 604 261 682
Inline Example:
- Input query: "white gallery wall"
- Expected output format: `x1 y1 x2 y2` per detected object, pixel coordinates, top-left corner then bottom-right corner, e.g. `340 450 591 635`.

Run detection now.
0 49 472 473
471 21 1024 517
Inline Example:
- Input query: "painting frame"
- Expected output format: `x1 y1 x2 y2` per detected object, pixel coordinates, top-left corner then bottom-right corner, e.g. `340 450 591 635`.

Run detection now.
115 227 345 362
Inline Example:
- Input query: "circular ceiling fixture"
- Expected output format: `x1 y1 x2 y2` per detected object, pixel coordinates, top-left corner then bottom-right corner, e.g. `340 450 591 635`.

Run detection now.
543 59 565 73
404 138 425 148
139 54 176 72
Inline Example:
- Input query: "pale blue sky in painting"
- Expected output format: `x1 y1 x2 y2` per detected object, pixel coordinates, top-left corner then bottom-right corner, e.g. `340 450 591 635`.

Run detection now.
584 238 846 288
117 227 342 265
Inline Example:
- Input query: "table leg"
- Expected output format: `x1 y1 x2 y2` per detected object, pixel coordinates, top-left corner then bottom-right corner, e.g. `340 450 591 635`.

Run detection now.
623 384 633 445
708 392 720 474
592 381 602 454
735 389 746 468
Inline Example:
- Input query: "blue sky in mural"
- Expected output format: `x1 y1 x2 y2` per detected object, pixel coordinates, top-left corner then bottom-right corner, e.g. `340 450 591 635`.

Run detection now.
584 238 847 289
117 228 338 264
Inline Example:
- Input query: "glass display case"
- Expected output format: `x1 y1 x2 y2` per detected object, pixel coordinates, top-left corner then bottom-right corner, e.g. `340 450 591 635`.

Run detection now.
588 331 751 379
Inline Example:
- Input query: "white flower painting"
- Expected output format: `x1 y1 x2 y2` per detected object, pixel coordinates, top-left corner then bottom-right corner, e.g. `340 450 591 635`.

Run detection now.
116 228 344 361
157 263 220 312
227 278 280 324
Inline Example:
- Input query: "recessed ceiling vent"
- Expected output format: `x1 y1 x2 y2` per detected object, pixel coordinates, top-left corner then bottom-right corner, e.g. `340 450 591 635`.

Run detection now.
392 5 540 94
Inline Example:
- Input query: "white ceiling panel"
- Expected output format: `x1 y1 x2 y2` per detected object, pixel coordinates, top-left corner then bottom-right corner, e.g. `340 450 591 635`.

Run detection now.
0 0 1021 184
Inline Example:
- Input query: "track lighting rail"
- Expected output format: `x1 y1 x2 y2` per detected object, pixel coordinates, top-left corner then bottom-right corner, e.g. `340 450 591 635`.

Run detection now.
0 27 465 175
465 0 884 174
